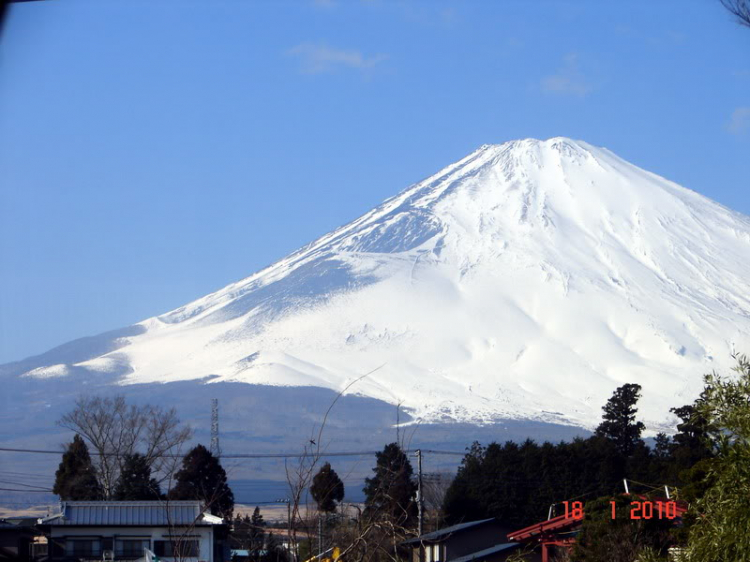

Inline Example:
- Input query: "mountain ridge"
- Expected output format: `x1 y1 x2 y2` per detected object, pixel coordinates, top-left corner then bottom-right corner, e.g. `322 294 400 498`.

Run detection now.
6 137 750 434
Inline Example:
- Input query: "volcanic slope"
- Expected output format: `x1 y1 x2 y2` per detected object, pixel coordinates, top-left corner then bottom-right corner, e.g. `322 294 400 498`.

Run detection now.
11 138 750 432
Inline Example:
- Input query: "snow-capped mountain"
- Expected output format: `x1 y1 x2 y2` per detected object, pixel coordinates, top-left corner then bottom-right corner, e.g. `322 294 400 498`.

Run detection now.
6 138 750 433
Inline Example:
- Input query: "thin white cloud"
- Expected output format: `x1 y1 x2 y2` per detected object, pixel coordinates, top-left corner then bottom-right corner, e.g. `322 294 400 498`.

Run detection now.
541 53 592 97
727 107 750 135
288 43 388 74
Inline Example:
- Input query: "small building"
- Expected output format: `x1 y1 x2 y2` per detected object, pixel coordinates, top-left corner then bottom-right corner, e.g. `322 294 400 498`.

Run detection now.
1 518 42 562
402 518 539 562
260 530 312 556
37 501 227 562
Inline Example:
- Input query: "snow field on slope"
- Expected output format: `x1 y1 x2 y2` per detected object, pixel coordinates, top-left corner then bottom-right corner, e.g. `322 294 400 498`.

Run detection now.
21 138 750 434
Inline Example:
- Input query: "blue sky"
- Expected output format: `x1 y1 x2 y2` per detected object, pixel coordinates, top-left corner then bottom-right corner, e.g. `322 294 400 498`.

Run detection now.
0 0 748 363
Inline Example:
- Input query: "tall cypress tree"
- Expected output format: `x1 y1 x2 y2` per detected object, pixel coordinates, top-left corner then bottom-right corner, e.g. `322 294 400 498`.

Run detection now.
363 443 417 526
169 444 234 519
311 463 345 513
250 507 265 550
113 453 162 500
594 383 646 456
53 434 103 500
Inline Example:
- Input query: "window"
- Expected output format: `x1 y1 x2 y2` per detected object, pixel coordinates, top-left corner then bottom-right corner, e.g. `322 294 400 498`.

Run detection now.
153 540 199 558
65 539 101 558
115 539 151 558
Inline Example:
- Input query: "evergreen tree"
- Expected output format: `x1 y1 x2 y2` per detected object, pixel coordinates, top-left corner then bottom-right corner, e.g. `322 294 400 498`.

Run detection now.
113 453 162 500
653 433 671 459
442 442 487 525
649 433 673 484
311 462 345 513
668 389 716 483
231 511 269 561
249 507 265 550
595 383 646 456
169 444 234 519
363 443 417 527
53 434 103 500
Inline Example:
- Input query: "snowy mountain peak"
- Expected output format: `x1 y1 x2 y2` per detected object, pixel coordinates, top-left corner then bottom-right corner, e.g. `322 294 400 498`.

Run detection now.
10 139 750 434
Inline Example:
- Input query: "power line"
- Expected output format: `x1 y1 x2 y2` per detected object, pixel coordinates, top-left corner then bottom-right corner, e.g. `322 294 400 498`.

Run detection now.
0 480 53 491
0 471 55 478
232 501 293 505
0 446 467 459
0 488 53 494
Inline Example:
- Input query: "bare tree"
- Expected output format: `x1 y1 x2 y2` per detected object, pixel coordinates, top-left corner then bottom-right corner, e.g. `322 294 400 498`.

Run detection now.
283 366 389 561
721 0 750 26
58 394 192 498
421 472 453 532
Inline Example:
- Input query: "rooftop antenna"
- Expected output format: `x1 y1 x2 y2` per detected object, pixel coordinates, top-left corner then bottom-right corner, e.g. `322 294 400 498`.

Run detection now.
210 398 221 458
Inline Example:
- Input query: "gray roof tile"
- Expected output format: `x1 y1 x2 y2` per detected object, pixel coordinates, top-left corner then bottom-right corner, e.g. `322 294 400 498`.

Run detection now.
450 543 520 562
401 518 497 545
40 501 221 527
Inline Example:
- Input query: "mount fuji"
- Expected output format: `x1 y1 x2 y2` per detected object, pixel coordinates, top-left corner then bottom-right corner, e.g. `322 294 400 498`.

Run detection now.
4 137 750 438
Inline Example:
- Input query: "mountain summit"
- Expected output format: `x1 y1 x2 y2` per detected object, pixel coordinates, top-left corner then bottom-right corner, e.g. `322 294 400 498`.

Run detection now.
8 138 750 431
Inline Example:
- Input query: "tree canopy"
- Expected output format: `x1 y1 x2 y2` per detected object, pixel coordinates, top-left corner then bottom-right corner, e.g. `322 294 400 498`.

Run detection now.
311 462 345 513
53 434 103 501
58 395 191 498
443 383 652 528
594 383 646 457
169 444 235 519
683 355 750 561
363 442 417 527
113 453 162 500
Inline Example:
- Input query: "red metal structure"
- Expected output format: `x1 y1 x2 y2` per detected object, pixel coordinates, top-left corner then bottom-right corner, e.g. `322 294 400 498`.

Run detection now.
506 496 688 562
507 510 582 562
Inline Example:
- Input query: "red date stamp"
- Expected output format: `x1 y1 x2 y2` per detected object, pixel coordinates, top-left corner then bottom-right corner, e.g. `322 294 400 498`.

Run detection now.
562 500 679 520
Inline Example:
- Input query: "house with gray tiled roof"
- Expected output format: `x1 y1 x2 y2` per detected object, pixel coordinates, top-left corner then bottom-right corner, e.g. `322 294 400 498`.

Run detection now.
402 518 540 562
37 502 227 562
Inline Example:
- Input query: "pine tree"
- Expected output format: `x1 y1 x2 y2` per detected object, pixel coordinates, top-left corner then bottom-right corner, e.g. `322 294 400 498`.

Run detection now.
363 443 417 527
669 389 716 481
113 453 162 500
311 463 345 513
53 434 103 500
443 442 487 525
169 444 234 519
595 383 646 456
653 433 671 459
249 507 265 551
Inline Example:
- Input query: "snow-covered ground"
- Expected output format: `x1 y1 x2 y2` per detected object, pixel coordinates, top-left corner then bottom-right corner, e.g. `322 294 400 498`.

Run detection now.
17 138 750 433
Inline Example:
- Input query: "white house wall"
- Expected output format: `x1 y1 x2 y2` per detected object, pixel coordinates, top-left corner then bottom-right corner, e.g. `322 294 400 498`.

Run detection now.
49 527 214 562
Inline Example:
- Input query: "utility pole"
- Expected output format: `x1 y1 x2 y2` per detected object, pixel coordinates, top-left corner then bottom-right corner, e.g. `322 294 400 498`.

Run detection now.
318 513 323 561
275 498 292 561
416 449 423 537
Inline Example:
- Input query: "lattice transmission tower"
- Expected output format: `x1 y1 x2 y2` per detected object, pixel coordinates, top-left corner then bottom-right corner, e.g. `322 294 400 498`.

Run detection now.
210 398 221 458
